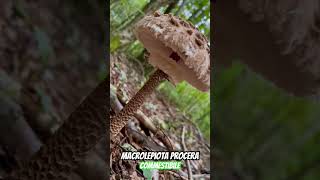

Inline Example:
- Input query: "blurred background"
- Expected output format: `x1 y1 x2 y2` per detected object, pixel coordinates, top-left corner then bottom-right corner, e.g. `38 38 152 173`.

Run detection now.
214 1 320 180
0 0 106 179
110 0 211 179
214 62 320 180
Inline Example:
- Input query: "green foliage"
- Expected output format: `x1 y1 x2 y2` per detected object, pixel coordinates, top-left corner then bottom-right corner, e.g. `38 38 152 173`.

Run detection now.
158 81 210 139
214 62 320 179
126 41 145 57
110 35 121 53
175 0 210 36
110 0 149 33
142 169 153 180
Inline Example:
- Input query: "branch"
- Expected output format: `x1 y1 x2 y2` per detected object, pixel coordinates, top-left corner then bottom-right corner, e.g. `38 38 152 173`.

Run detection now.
126 126 166 151
182 126 193 180
169 170 210 180
179 171 210 179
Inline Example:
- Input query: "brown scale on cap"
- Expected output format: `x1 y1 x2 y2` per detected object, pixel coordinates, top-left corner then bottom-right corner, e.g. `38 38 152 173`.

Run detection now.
135 10 210 91
169 17 180 27
195 38 203 47
186 29 193 35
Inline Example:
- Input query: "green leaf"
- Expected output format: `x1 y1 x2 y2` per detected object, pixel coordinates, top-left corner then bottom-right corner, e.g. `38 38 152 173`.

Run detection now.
142 169 153 180
121 143 137 152
111 35 121 52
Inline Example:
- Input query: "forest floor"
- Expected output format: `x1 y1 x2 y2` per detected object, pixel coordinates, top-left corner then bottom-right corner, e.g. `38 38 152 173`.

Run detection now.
110 53 210 179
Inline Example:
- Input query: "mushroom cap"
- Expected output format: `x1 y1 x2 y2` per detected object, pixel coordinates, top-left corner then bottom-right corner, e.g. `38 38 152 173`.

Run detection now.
134 11 210 92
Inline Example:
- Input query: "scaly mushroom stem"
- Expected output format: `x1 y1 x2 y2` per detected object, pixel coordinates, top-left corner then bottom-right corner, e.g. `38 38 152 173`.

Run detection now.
110 69 168 139
5 79 107 180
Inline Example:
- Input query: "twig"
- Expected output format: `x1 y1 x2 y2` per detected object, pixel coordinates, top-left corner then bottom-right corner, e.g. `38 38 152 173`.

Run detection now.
179 113 210 153
169 170 210 180
190 160 199 173
111 84 174 151
179 171 210 179
126 126 166 151
167 171 188 180
182 126 193 180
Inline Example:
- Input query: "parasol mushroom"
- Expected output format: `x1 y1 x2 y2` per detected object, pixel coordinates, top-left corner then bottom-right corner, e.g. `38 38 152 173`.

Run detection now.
110 11 210 139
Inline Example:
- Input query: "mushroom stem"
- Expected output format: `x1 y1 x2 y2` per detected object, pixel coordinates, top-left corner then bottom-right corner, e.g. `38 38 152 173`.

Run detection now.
4 79 107 180
110 69 168 139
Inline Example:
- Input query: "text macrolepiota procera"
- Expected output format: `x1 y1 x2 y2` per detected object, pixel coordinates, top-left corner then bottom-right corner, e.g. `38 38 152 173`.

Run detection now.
120 151 200 160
